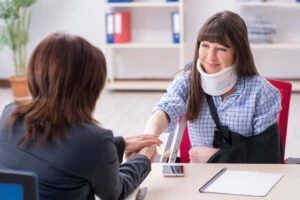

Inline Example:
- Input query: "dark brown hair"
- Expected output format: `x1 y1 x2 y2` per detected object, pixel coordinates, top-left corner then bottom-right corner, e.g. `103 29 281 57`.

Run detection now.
186 11 258 121
7 32 107 146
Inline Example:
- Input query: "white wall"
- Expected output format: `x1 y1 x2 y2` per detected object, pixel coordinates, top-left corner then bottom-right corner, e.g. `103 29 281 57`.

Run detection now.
1 0 299 79
0 0 236 78
0 0 104 78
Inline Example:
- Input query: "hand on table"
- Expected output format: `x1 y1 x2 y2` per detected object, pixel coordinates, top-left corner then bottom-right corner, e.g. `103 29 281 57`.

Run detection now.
189 146 220 163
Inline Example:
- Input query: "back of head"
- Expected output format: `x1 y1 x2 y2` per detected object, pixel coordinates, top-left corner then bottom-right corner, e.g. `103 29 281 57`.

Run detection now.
8 32 107 146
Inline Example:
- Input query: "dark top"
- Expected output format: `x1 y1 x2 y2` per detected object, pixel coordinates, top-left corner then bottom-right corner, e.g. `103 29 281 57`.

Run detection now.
0 104 151 200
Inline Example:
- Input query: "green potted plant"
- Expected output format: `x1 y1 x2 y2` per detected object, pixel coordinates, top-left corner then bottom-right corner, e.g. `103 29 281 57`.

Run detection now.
0 0 36 102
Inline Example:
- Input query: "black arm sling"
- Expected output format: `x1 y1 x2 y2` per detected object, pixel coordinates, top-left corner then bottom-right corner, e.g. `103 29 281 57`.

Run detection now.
205 94 282 163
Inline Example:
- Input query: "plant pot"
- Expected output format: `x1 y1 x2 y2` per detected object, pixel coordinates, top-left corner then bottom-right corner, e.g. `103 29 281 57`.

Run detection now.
9 76 31 105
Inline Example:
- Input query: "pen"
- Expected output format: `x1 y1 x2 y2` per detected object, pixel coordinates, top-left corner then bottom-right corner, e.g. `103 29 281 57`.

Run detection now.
199 167 227 193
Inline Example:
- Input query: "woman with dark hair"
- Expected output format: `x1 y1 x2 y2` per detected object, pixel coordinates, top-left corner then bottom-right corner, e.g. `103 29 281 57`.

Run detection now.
144 11 282 163
0 32 161 200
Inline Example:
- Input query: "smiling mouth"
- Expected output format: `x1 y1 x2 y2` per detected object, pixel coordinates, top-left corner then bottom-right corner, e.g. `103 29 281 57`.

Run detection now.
205 63 220 67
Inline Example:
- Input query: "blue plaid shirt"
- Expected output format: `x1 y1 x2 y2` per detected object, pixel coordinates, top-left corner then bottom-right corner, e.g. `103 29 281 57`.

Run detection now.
153 71 281 148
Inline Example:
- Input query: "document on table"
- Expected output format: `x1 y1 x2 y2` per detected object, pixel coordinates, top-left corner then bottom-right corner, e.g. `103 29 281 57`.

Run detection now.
199 168 283 197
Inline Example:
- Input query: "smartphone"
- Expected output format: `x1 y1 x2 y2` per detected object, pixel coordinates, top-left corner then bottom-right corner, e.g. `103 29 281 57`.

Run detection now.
162 165 184 177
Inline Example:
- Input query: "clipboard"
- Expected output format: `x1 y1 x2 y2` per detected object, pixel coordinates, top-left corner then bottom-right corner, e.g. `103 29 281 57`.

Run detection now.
199 168 283 197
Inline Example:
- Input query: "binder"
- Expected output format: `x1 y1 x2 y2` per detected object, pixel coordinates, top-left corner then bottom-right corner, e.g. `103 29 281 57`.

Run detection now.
171 12 180 44
166 0 179 2
106 13 114 44
114 11 131 43
108 0 132 2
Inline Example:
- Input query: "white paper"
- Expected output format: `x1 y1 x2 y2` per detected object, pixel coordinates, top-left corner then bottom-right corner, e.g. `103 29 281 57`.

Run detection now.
203 169 283 197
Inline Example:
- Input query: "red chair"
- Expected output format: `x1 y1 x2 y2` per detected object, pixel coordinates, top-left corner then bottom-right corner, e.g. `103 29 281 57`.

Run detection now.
179 79 292 163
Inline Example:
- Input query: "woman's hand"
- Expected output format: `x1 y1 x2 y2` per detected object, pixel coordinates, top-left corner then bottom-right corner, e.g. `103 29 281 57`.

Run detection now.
138 145 158 163
124 135 162 152
124 135 161 160
189 146 220 163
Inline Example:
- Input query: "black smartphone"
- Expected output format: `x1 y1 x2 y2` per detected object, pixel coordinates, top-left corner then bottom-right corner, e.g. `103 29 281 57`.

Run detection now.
162 165 184 177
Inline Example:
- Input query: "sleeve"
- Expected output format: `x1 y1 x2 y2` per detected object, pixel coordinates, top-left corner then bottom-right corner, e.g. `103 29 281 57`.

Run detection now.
91 133 151 200
113 136 125 164
253 80 281 134
152 72 190 133
0 103 17 124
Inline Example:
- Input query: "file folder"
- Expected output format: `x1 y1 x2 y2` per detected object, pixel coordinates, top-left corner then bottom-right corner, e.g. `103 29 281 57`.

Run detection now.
114 11 131 43
106 13 114 44
171 12 180 44
108 0 132 3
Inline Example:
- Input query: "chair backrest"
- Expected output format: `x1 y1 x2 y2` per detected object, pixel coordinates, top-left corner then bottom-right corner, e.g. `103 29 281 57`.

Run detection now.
179 79 292 163
0 169 39 200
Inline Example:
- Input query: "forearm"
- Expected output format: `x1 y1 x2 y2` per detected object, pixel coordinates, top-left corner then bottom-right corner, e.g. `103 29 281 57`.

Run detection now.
144 110 169 137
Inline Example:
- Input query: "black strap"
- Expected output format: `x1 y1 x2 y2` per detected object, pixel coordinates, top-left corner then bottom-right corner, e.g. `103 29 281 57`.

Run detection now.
205 94 221 129
206 94 247 147
206 94 232 147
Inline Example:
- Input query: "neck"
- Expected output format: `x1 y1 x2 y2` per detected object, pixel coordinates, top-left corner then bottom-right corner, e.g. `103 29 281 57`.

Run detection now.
221 87 235 100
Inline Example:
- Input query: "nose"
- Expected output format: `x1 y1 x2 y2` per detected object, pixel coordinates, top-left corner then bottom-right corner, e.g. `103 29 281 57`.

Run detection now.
207 48 217 61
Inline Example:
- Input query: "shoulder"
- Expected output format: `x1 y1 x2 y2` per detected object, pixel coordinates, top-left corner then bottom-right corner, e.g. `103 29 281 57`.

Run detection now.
174 70 190 83
167 70 191 92
70 123 114 144
1 103 17 117
241 75 280 102
0 103 18 124
242 75 279 94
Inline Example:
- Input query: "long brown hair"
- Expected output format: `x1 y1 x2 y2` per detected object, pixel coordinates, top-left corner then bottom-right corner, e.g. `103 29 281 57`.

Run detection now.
6 32 107 147
186 11 258 121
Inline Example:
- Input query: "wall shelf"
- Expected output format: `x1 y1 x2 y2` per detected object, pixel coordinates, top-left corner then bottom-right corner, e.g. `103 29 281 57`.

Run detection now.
237 0 300 81
106 80 170 91
237 2 300 8
251 43 300 49
104 0 184 91
104 2 180 8
106 42 181 49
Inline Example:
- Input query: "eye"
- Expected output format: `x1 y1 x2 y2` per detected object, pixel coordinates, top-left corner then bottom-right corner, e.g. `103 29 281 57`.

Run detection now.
201 44 209 48
218 48 227 52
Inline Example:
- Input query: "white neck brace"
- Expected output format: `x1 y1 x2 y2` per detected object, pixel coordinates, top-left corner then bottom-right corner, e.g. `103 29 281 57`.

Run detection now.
196 59 238 96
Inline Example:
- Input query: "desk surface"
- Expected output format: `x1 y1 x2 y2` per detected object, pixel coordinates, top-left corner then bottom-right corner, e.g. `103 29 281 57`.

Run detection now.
140 164 299 200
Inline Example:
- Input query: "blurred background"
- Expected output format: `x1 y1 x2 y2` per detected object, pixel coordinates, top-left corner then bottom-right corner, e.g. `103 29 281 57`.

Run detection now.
1 0 299 159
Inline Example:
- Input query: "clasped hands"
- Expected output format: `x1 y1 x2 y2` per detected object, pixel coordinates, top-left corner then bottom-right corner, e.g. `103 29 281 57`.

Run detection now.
124 136 219 163
124 135 162 162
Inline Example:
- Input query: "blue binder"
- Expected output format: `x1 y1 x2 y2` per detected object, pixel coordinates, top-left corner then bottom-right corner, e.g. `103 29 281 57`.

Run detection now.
106 13 114 44
166 0 179 2
107 0 132 2
171 12 180 44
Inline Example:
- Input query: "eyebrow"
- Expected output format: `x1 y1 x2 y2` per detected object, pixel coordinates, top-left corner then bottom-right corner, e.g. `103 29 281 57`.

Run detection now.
201 41 232 48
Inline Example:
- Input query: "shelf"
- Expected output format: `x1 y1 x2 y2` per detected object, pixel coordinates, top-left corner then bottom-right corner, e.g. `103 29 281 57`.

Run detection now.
250 43 300 49
105 2 180 8
290 80 300 92
105 42 181 49
237 2 300 8
106 80 170 91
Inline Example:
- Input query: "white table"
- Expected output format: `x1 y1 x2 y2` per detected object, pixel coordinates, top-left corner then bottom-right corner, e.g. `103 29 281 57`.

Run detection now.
138 163 300 200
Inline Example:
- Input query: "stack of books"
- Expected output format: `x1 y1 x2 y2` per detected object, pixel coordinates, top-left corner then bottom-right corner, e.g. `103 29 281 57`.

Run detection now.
246 20 277 44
